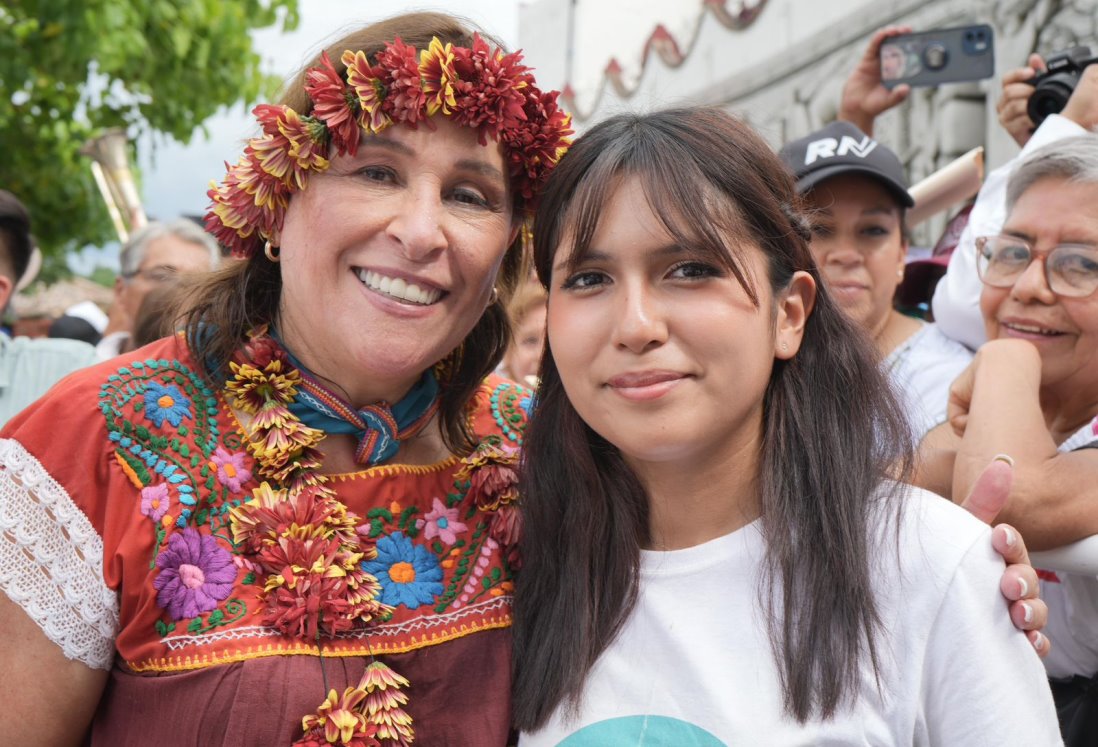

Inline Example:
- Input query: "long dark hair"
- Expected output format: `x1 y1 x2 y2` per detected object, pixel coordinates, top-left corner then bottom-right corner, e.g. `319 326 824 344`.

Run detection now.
511 108 913 727
182 12 524 455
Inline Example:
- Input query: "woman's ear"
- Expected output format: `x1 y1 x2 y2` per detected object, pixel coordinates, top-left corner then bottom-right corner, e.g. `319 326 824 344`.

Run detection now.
775 270 816 360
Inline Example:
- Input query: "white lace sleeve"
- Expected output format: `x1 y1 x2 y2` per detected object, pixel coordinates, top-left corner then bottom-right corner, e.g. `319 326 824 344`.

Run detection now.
0 438 118 669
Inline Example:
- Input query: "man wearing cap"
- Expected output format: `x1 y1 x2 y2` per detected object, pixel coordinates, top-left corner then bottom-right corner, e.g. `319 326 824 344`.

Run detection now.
0 191 97 426
779 122 973 442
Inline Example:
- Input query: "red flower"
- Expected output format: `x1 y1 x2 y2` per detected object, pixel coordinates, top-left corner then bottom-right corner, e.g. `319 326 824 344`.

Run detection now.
376 38 427 126
450 35 531 144
457 441 520 511
503 88 573 200
242 333 287 369
343 50 392 133
304 51 361 156
489 503 522 548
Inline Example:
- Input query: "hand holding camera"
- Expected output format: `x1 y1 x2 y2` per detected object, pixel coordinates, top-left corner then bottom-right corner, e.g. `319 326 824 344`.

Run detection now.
1028 47 1098 127
998 47 1098 147
997 54 1047 147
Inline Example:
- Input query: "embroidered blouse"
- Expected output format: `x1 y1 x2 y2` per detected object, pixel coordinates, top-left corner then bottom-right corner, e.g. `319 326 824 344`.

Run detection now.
0 334 532 745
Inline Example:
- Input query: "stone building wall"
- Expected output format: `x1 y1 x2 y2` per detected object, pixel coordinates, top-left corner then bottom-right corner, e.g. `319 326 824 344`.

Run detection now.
522 0 1097 245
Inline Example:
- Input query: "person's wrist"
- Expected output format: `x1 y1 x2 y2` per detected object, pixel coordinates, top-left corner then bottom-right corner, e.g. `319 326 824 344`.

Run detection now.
837 107 874 136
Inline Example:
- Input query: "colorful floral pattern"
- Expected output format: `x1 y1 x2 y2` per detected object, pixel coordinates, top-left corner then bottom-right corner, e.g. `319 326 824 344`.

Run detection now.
143 382 193 428
153 528 237 620
415 497 467 546
97 341 523 735
364 532 444 609
140 483 170 522
210 447 253 493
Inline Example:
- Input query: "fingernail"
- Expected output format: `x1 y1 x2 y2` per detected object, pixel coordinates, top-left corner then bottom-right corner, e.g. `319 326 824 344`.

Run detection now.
1002 526 1017 547
1022 602 1034 624
1032 631 1045 651
993 453 1015 467
1018 577 1029 597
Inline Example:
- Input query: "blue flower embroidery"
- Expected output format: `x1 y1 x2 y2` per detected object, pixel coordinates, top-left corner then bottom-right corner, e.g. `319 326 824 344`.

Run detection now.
143 383 193 428
519 393 534 416
362 531 443 609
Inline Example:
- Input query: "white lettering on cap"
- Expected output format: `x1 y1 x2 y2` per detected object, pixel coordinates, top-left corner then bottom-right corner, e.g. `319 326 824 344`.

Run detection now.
804 135 878 165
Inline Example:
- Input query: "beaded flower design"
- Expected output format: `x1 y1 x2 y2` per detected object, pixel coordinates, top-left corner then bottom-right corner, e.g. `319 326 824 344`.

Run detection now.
206 34 572 258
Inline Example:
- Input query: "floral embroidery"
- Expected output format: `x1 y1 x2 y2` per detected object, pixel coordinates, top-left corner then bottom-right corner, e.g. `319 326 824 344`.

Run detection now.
210 447 253 493
143 382 194 428
153 528 237 620
489 381 532 443
364 532 444 609
140 483 170 522
415 497 467 546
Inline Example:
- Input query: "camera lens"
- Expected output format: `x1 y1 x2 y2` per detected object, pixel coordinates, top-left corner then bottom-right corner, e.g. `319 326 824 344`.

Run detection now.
924 43 948 70
1028 74 1078 125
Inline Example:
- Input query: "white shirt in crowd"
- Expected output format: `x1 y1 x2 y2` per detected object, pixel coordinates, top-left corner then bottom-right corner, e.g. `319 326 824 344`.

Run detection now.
885 322 972 442
520 486 1061 746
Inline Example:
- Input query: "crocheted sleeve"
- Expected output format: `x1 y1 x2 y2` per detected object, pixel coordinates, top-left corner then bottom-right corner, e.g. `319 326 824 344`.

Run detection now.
0 438 118 669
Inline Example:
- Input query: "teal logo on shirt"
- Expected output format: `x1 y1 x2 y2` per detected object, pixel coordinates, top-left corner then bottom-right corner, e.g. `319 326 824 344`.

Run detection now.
557 716 725 746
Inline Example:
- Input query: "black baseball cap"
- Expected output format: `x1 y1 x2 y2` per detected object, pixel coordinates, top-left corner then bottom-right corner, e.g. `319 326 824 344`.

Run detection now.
779 121 914 208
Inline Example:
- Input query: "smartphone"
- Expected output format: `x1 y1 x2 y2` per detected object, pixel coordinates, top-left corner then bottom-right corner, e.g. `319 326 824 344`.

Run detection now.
880 24 995 89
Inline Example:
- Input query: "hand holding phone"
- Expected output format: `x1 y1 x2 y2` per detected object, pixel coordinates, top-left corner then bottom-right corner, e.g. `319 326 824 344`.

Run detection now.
880 25 995 89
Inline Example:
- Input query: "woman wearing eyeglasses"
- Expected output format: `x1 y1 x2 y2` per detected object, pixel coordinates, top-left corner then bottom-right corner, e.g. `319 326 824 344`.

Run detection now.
918 133 1098 745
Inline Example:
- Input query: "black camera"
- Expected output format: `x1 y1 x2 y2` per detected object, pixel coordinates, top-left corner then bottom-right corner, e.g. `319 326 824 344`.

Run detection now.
1028 46 1098 126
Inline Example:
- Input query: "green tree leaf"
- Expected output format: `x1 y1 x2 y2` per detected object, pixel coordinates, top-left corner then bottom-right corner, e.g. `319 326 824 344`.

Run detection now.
0 0 298 259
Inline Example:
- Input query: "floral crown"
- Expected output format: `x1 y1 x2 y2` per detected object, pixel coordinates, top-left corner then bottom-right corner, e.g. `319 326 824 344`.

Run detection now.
206 34 573 258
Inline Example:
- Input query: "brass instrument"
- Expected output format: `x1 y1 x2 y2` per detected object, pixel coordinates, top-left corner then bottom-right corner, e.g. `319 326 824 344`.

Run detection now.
80 128 147 242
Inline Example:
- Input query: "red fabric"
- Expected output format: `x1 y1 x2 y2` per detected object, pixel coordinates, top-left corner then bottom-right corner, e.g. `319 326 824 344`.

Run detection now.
3 335 527 744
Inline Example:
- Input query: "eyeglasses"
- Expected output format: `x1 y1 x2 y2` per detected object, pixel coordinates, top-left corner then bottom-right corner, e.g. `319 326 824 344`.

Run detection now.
121 265 181 285
975 234 1098 298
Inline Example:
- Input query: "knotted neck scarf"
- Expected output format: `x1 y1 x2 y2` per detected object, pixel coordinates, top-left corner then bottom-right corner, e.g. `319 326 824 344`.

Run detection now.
276 338 440 466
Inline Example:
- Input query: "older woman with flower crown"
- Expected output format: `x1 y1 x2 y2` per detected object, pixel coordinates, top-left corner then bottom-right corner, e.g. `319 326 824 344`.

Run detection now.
0 12 568 746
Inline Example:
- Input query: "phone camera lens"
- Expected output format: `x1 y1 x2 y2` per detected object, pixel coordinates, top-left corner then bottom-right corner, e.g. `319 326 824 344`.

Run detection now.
924 43 949 70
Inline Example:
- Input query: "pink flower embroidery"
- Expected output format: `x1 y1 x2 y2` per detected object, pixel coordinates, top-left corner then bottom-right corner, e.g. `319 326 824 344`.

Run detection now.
210 447 253 494
140 483 170 522
415 497 467 546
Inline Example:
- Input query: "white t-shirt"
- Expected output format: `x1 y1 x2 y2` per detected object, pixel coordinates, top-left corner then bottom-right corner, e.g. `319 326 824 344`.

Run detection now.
1040 415 1098 681
885 322 973 442
520 486 1061 746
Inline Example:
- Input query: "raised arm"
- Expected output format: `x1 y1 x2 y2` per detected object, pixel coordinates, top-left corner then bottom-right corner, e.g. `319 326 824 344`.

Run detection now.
837 25 912 136
949 339 1098 548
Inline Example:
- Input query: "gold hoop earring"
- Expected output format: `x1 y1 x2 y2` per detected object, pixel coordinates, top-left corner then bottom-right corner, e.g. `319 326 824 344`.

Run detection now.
489 286 500 305
264 240 280 262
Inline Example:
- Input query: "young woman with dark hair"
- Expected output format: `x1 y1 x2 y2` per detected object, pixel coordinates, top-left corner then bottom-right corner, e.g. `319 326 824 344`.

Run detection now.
512 107 1061 744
